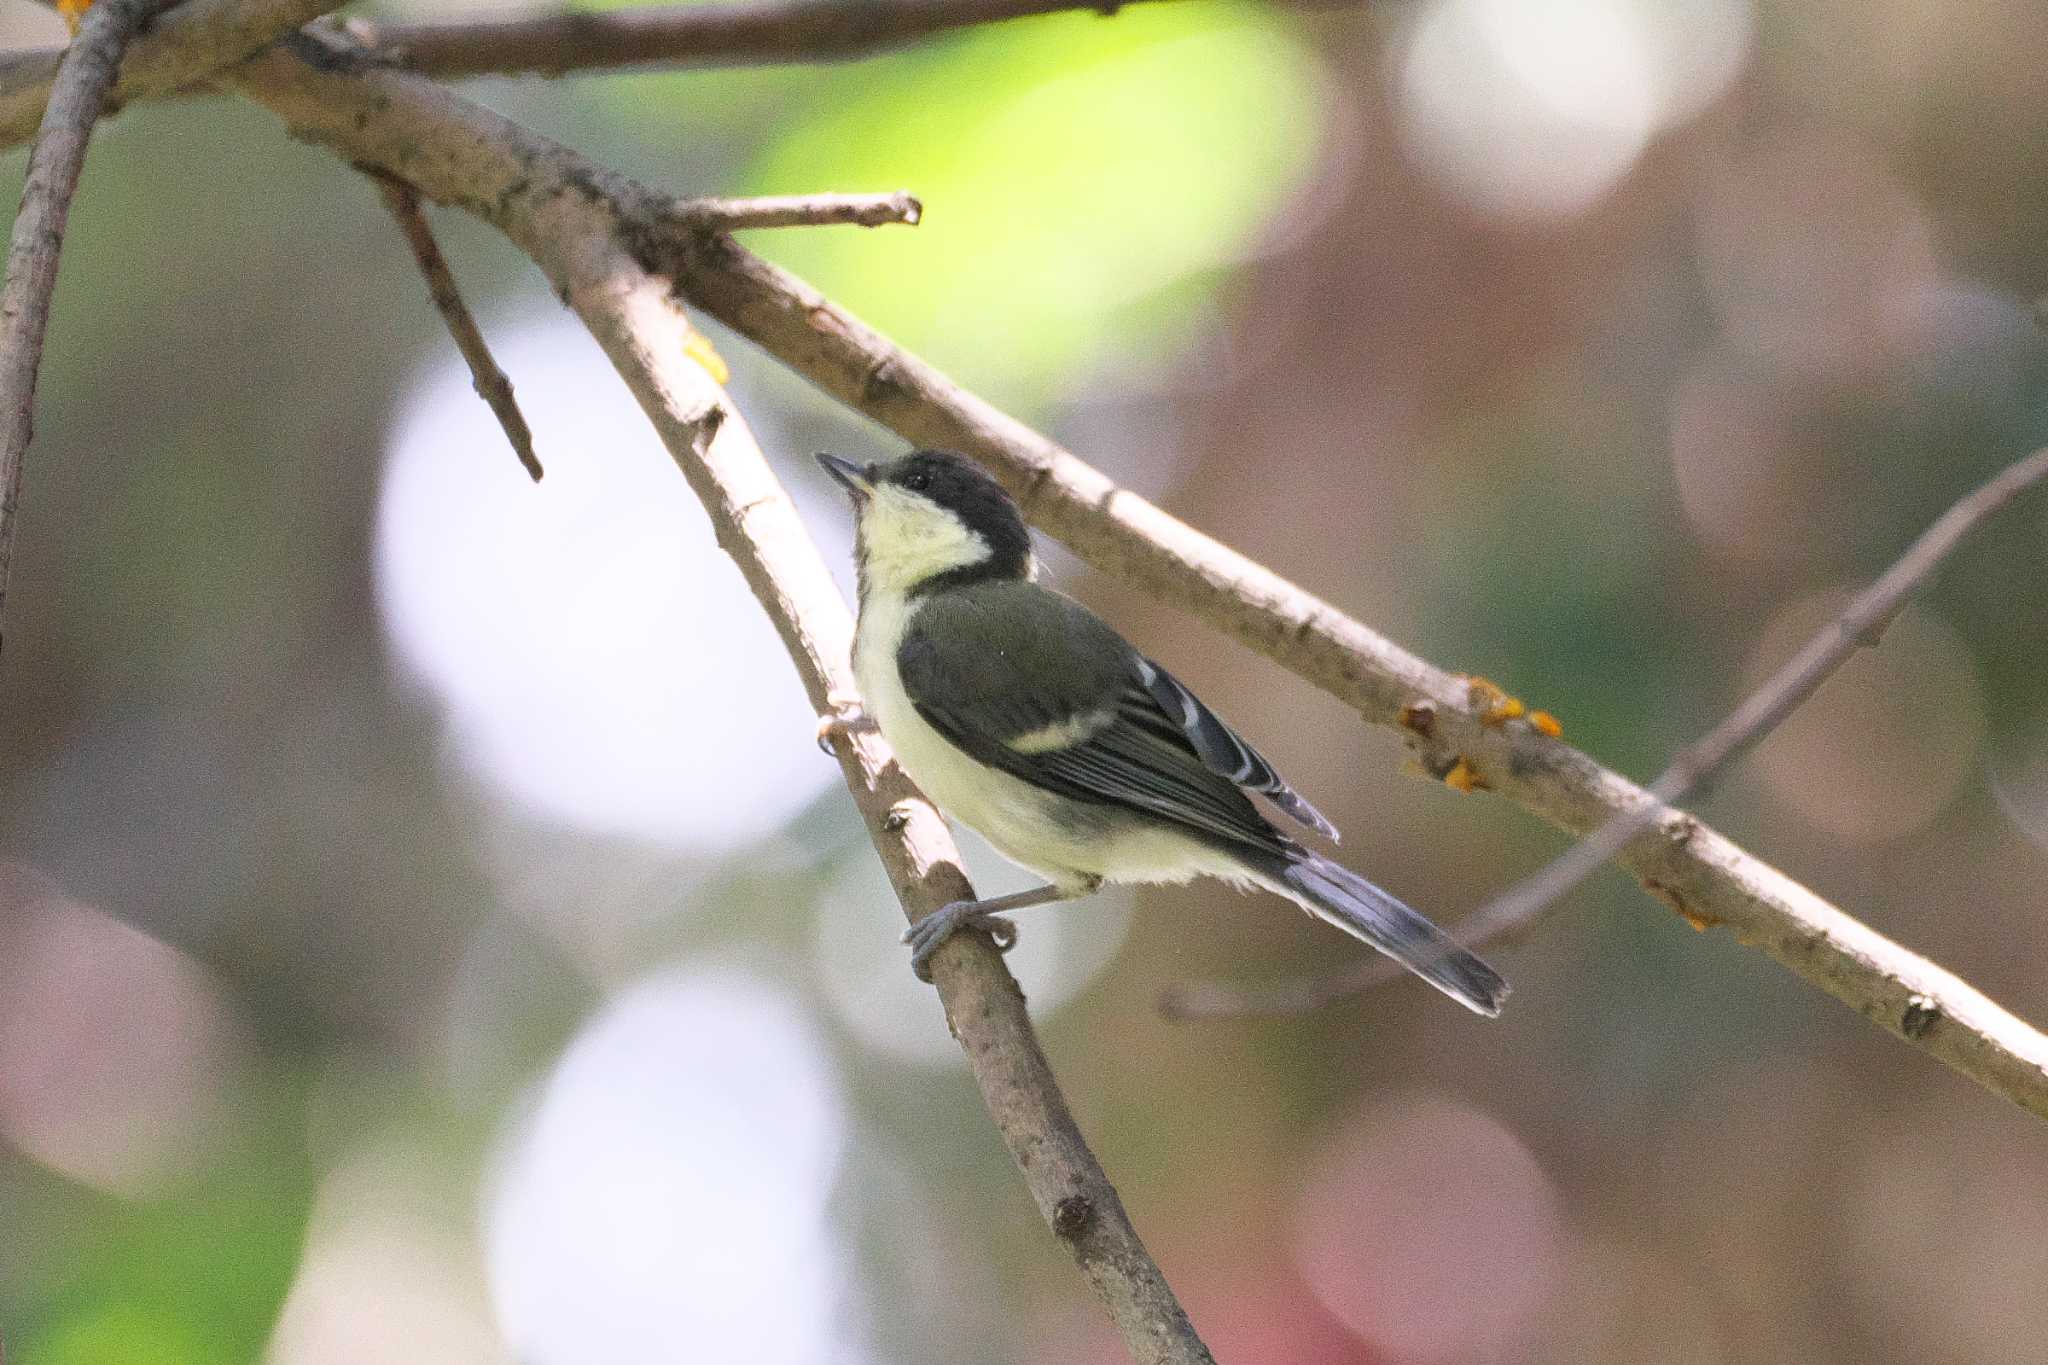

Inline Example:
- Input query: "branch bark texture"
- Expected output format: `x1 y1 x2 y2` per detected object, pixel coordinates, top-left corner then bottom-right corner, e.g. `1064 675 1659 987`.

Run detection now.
0 0 178 652
231 32 1215 1364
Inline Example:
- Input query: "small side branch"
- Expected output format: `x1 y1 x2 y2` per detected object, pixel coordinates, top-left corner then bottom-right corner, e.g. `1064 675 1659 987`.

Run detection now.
348 0 1176 80
0 0 177 653
671 190 922 232
370 171 542 481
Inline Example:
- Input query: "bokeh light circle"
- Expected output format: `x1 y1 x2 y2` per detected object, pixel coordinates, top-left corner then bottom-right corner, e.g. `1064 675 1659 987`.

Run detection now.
0 879 244 1195
1396 0 1750 221
485 969 848 1364
1290 1093 1565 1361
374 315 833 850
1742 594 1984 843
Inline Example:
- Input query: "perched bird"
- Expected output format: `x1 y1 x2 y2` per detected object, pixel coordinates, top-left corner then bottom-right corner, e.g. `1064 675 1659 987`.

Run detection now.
817 448 1507 1016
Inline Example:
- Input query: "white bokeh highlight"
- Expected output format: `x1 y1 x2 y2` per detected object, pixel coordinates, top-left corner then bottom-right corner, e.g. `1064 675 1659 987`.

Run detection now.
268 1142 506 1365
485 969 849 1365
1396 0 1752 220
374 315 834 849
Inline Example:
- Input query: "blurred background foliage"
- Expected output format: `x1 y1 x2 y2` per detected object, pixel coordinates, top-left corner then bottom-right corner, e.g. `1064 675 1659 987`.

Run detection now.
2 0 2047 1361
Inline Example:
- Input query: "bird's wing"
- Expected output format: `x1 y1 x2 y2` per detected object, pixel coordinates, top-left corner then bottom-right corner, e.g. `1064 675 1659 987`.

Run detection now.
895 584 1333 849
1130 657 1339 841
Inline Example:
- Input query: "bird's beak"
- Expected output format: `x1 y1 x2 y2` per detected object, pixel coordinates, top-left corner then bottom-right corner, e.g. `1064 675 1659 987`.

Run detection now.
816 453 873 500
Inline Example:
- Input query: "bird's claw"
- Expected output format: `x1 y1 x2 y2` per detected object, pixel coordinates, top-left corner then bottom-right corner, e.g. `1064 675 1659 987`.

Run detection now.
903 901 1017 982
815 693 870 756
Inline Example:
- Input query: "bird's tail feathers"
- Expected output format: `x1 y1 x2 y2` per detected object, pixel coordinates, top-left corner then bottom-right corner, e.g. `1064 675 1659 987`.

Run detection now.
1250 846 1508 1017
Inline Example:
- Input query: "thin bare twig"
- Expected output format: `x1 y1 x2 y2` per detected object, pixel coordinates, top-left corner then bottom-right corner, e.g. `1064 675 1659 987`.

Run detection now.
1169 446 2048 1017
231 30 1214 1363
0 0 179 654
370 171 543 482
671 190 923 231
650 237 2048 1120
0 0 338 150
348 0 1187 80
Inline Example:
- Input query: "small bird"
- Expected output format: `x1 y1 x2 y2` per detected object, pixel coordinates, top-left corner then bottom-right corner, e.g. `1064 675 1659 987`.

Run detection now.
817 448 1506 1016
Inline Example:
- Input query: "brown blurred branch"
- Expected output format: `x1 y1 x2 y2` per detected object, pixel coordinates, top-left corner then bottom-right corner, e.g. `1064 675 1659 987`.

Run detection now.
653 243 2048 1121
370 171 544 482
0 0 336 150
348 0 1187 80
1174 446 2048 1017
0 0 179 655
673 190 923 231
231 29 1214 1364
0 0 1202 147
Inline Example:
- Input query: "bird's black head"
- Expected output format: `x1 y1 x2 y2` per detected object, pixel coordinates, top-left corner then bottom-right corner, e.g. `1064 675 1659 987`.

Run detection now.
818 449 1032 597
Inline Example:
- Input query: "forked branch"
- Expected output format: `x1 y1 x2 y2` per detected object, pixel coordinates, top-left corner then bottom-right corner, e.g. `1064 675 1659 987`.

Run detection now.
1169 446 2048 1015
231 30 1214 1365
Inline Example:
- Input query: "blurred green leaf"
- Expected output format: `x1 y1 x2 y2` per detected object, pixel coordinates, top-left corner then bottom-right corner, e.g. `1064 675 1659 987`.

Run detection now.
17 1098 313 1365
743 3 1326 408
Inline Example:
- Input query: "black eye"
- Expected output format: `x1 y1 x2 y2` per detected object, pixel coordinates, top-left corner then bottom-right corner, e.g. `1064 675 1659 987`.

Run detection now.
904 471 932 492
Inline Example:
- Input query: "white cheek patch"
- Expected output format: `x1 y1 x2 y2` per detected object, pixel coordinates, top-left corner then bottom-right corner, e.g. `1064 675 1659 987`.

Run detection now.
860 485 992 592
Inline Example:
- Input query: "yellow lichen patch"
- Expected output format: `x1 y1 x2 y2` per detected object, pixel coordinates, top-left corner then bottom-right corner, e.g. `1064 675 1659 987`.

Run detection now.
1462 674 1526 726
1443 757 1486 794
1460 673 1563 734
683 329 731 385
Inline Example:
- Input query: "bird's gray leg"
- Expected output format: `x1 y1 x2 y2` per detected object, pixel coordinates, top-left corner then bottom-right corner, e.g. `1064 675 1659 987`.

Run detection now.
903 876 1103 981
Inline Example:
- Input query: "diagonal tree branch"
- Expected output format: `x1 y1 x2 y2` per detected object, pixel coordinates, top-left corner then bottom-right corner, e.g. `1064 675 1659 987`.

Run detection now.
347 0 1188 81
0 0 1213 148
230 31 1214 1364
655 241 2048 1121
0 0 180 655
1175 446 2048 1016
